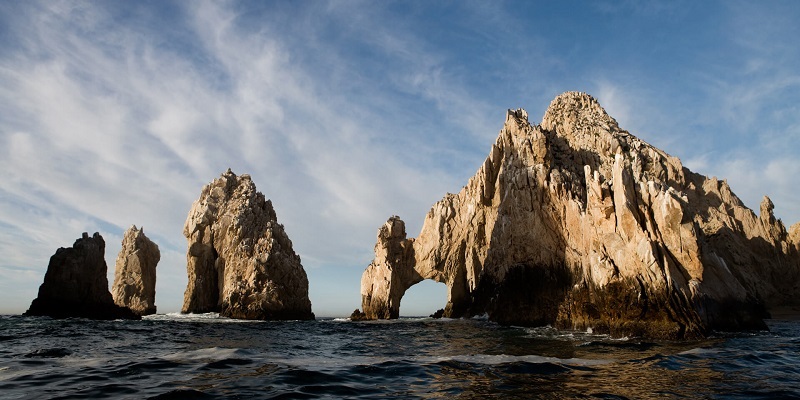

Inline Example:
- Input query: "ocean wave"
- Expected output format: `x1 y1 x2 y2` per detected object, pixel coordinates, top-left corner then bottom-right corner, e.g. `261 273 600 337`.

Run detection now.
162 346 255 362
143 313 261 323
434 353 614 367
2 315 797 399
265 352 613 371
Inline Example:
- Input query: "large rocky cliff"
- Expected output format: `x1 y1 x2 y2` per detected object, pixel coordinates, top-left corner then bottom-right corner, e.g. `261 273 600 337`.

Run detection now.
182 169 314 320
26 232 139 320
112 225 160 316
360 92 800 338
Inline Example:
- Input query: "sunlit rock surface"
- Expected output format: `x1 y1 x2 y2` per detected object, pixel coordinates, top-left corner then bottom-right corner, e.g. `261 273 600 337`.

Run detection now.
112 225 160 316
182 169 314 320
361 92 800 339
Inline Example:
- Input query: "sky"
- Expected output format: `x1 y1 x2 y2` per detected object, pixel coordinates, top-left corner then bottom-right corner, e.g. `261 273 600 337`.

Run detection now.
1 1 798 317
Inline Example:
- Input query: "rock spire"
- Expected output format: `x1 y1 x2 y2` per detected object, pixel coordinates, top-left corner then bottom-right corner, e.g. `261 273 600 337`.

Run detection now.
112 225 160 316
182 169 314 320
359 92 800 339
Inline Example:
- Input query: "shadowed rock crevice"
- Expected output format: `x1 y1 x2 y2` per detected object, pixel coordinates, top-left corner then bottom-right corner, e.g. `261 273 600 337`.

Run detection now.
471 262 573 327
182 169 314 320
359 92 799 339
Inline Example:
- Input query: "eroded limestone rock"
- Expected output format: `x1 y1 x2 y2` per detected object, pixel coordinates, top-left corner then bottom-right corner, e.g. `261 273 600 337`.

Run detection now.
182 169 314 320
112 225 160 316
25 232 139 320
360 92 800 339
360 216 419 319
790 223 800 253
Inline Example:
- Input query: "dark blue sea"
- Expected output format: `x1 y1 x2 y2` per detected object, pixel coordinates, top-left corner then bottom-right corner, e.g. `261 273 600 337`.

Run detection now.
1 314 799 399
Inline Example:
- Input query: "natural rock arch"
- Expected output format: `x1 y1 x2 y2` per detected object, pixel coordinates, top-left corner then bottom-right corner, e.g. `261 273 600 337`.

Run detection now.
359 92 800 339
360 217 471 319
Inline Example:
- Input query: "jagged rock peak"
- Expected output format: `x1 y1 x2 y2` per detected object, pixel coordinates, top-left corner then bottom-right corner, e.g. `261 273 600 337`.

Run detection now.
542 91 617 126
182 170 314 320
25 232 139 320
360 91 800 339
112 225 160 316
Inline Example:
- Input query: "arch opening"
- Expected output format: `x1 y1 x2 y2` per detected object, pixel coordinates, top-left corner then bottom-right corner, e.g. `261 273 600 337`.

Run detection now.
399 279 448 317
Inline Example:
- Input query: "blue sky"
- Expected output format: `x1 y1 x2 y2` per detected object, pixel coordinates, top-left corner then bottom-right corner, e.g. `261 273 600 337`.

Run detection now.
1 1 798 317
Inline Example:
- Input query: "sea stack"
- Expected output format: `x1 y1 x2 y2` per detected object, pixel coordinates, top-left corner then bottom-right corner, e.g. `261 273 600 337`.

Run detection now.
360 216 417 319
359 92 800 339
111 225 160 316
181 169 314 320
25 232 139 320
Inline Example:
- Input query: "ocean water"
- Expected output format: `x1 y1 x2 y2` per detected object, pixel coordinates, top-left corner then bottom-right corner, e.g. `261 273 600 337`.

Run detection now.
1 314 799 399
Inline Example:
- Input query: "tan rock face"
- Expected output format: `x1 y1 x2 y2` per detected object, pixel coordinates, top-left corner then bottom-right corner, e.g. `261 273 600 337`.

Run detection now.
182 169 314 320
790 223 800 253
112 225 160 316
360 92 800 339
360 217 419 319
25 232 139 320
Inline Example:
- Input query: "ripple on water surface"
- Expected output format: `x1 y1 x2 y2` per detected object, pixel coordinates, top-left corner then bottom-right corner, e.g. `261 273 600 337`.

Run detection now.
0 314 799 399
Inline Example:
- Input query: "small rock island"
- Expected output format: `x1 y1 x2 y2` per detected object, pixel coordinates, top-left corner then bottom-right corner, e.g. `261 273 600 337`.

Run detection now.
25 232 139 320
111 225 160 316
358 92 800 339
181 169 314 320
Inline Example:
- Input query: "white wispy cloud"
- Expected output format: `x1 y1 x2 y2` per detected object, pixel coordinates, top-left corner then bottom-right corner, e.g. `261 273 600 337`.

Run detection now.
586 1 800 226
0 1 497 315
1 1 798 317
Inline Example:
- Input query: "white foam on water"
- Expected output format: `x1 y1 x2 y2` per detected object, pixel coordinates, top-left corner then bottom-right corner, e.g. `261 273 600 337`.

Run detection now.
431 353 614 367
163 346 252 361
266 352 613 371
678 347 719 356
143 312 261 323
523 325 629 343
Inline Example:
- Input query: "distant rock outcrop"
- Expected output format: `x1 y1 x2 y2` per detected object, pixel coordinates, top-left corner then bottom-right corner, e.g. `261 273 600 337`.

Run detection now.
25 232 139 320
182 169 314 320
349 309 369 321
360 92 800 339
111 225 160 316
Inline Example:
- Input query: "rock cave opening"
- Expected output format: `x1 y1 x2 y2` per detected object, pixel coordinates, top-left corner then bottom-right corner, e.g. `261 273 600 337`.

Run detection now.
399 279 448 318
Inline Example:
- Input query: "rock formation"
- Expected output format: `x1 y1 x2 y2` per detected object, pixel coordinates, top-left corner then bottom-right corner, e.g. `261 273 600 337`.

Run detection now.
349 309 369 321
360 92 800 339
361 217 418 319
25 232 139 320
112 225 160 316
182 169 314 320
790 223 800 253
